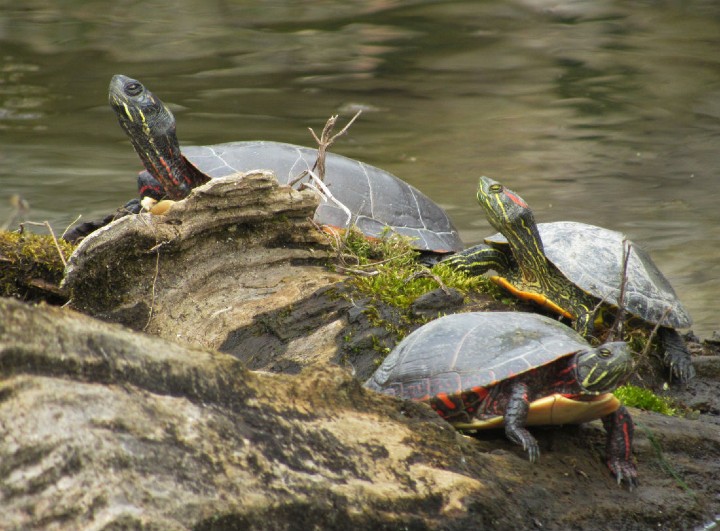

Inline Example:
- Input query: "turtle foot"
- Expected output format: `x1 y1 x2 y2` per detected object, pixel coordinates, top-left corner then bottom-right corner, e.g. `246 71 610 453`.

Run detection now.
608 458 639 490
505 425 540 463
666 352 696 384
660 327 695 384
525 440 540 464
508 429 540 464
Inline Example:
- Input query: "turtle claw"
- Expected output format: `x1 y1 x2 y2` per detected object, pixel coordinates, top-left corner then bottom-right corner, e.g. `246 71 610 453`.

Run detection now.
608 459 639 490
526 442 540 464
506 424 540 464
513 431 540 463
669 356 696 384
661 329 695 384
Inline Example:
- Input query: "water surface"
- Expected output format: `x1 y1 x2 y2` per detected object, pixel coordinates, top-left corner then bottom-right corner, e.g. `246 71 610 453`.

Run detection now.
1 0 718 337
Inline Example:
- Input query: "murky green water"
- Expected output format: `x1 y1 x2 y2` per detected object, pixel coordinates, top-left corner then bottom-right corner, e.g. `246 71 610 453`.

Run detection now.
1 0 719 338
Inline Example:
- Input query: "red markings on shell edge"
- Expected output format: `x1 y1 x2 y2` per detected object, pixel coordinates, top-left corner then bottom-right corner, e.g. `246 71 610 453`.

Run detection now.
504 189 528 208
470 386 489 400
436 392 457 410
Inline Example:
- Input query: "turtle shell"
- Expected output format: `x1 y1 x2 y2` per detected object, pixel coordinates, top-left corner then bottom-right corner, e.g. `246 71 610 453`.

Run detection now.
180 141 462 253
485 221 691 329
365 311 590 399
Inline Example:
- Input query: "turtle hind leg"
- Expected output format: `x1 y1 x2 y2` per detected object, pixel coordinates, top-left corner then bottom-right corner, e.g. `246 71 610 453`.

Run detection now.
503 381 540 463
658 326 695 383
601 405 638 488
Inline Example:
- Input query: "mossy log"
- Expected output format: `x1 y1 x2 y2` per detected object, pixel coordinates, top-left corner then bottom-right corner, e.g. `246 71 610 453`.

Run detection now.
0 230 74 303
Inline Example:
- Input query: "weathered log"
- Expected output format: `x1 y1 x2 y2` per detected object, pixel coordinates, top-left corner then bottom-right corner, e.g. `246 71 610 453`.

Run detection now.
63 171 348 364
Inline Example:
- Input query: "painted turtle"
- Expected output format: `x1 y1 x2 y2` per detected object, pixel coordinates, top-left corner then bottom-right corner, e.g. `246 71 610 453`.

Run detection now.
365 311 637 487
107 74 463 253
445 176 694 382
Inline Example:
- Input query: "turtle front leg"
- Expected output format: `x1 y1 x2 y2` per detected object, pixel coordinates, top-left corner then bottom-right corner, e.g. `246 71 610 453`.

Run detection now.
138 170 166 201
504 381 540 463
658 327 695 383
442 243 511 277
601 405 638 488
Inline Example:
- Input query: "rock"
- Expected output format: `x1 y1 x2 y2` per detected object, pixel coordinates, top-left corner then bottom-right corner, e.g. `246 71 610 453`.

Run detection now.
0 297 514 529
411 287 465 318
705 331 720 346
2 297 720 530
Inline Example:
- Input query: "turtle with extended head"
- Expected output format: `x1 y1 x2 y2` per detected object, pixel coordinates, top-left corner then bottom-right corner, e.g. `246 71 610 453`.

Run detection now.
365 311 638 487
107 74 462 254
445 176 694 382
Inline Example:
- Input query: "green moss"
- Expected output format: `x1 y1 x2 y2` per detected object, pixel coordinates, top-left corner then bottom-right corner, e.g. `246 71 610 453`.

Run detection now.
614 384 679 416
335 228 494 310
0 230 75 302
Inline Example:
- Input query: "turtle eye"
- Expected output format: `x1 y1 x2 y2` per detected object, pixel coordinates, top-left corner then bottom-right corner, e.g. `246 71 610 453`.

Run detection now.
125 82 143 96
598 348 612 358
489 183 503 193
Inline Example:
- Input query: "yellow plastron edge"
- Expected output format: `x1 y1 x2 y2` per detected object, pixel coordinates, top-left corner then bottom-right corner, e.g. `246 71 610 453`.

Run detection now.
490 275 574 319
450 393 621 430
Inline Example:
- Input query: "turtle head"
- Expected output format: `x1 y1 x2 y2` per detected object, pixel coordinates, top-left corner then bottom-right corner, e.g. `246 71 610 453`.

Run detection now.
109 75 176 141
574 341 633 394
109 75 192 200
477 176 548 283
476 176 537 235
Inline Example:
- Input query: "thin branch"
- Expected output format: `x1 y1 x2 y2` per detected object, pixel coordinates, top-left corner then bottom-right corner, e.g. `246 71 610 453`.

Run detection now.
335 265 380 277
44 222 67 268
345 249 417 270
640 306 673 360
406 268 452 295
608 240 632 341
286 170 309 190
60 214 83 240
310 110 362 182
287 110 363 188
342 199 366 247
143 248 161 332
305 169 353 226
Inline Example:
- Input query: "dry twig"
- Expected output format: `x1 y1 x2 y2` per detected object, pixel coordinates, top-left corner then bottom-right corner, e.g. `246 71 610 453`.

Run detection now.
406 268 452 295
303 169 353 226
288 110 362 188
641 306 673 360
144 248 161 332
61 214 83 240
607 240 632 341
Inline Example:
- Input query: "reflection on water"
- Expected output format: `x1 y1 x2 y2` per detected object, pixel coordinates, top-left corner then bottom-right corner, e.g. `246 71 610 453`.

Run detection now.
0 0 718 337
